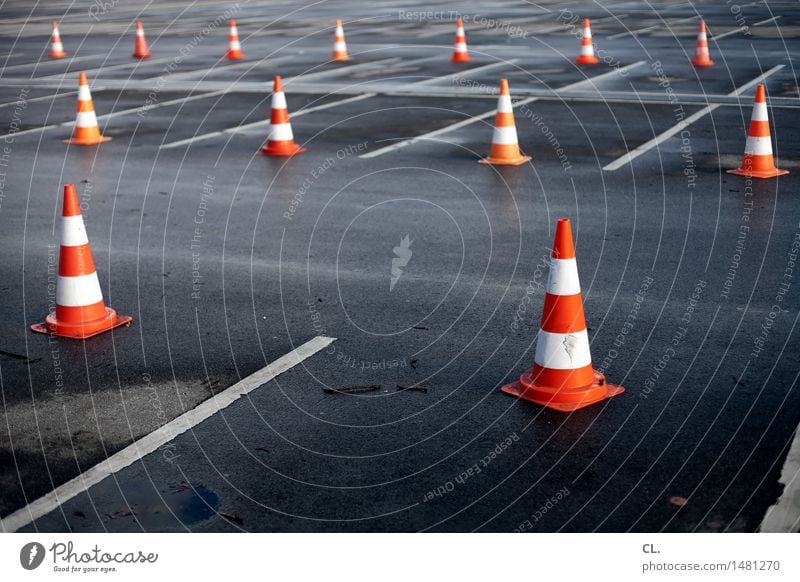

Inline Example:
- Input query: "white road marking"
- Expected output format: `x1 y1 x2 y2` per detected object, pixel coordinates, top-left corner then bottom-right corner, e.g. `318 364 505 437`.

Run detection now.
147 53 298 82
603 64 784 171
0 54 98 73
557 60 645 92
160 93 375 148
607 15 697 40
754 15 782 26
360 97 538 159
711 25 749 41
760 421 800 532
37 56 179 80
160 59 510 148
285 58 401 84
0 90 77 109
413 60 519 85
0 88 229 141
360 60 644 159
0 335 336 533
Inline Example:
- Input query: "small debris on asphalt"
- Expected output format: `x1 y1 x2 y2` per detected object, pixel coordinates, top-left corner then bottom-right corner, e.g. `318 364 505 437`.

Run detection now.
323 384 381 394
396 385 428 394
669 496 689 507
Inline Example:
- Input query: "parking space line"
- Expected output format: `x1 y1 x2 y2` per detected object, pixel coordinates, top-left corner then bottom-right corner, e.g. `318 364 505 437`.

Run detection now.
148 53 298 82
285 57 401 84
414 60 519 86
37 55 180 80
754 15 782 26
160 93 375 148
359 96 538 159
603 64 784 171
557 60 645 92
0 335 337 533
0 88 229 141
607 15 698 39
160 59 515 149
0 54 98 74
0 90 77 109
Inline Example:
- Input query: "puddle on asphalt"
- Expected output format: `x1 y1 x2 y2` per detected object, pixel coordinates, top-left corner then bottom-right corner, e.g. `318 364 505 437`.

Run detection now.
103 479 219 529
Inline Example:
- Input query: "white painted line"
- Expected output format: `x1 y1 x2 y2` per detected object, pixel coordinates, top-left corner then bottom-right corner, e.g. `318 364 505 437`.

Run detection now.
754 15 782 26
161 57 503 149
711 25 749 41
0 54 98 73
148 54 297 82
0 88 229 141
603 65 784 171
160 93 375 148
557 60 645 92
608 15 697 39
760 424 800 532
37 56 179 80
0 90 77 109
360 97 537 159
414 60 519 86
286 58 401 84
0 335 336 533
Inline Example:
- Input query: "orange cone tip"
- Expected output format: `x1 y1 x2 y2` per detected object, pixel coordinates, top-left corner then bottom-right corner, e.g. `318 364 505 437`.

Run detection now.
31 184 132 339
501 218 625 411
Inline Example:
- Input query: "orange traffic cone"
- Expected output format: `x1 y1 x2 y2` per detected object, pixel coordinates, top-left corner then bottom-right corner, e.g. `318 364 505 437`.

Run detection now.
261 75 306 157
727 84 788 179
64 72 111 145
478 79 531 166
133 21 152 59
501 218 624 411
331 19 350 61
451 18 470 63
226 19 244 60
575 19 599 65
31 184 132 339
691 20 713 67
49 21 67 59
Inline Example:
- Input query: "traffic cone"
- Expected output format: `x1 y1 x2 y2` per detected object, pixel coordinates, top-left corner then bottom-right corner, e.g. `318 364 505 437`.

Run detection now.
226 19 244 60
451 18 470 63
331 19 350 61
49 21 67 59
691 20 714 67
31 184 132 339
575 18 599 65
478 79 531 166
501 218 624 411
727 84 788 179
133 21 152 59
261 75 306 157
64 72 111 145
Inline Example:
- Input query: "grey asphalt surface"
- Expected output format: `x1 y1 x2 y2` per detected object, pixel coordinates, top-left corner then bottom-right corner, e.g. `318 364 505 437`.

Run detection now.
1 0 799 532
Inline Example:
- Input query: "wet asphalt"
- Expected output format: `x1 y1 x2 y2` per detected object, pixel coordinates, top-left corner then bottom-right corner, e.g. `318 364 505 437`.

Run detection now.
1 0 799 532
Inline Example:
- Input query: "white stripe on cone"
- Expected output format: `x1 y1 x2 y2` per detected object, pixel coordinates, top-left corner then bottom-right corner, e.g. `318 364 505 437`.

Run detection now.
744 136 774 155
491 125 520 145
333 41 347 51
229 40 241 50
52 42 64 51
751 102 768 122
268 123 294 141
75 111 99 128
61 216 89 247
546 258 581 295
497 94 513 113
581 44 594 55
78 85 92 101
272 92 287 109
56 273 104 306
454 42 467 51
535 329 592 369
